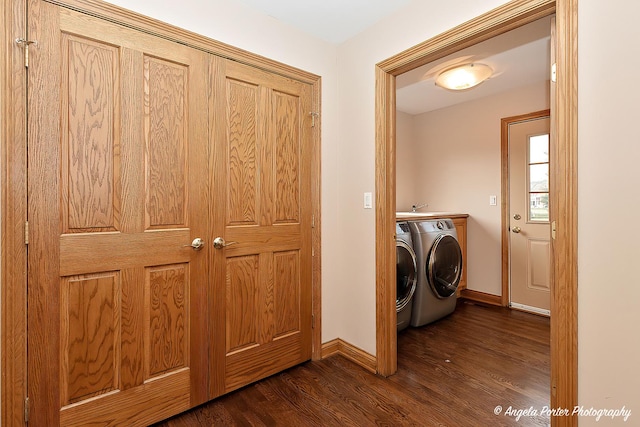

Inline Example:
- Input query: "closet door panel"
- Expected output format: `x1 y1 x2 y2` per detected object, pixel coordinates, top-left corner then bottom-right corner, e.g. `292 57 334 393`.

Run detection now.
27 2 209 425
210 58 313 397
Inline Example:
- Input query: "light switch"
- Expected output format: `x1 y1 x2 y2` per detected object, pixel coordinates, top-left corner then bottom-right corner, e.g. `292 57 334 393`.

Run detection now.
489 195 497 206
364 192 373 209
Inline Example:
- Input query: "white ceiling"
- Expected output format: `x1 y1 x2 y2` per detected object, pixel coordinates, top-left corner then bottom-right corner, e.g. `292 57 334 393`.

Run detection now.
396 16 552 115
238 0 411 44
237 2 551 115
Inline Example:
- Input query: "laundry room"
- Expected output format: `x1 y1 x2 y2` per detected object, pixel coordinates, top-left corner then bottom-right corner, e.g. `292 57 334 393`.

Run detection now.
395 16 551 308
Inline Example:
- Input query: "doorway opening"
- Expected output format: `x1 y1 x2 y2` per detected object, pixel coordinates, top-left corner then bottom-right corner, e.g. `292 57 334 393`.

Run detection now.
375 0 578 419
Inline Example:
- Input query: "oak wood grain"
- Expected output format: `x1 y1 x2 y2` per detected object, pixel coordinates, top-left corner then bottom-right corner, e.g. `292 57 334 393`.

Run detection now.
550 1 578 424
62 272 119 404
5 1 322 425
1 0 28 424
374 65 398 377
274 251 301 337
27 1 64 423
27 3 211 424
145 56 188 229
226 78 259 225
147 264 188 377
214 58 313 400
61 35 119 232
225 255 259 353
274 91 301 223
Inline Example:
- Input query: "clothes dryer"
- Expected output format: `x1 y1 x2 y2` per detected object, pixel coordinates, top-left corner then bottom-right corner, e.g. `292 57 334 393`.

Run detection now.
409 219 462 327
396 221 417 331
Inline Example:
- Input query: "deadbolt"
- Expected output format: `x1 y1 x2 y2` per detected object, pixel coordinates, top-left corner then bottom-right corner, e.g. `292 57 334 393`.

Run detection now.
513 213 521 220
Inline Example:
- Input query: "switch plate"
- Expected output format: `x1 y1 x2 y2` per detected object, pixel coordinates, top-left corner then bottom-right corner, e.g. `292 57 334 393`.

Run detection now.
364 192 373 209
489 195 497 206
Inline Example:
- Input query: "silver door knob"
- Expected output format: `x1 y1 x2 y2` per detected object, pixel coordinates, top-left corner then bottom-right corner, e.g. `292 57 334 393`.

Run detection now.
184 237 205 250
213 237 238 249
512 226 522 234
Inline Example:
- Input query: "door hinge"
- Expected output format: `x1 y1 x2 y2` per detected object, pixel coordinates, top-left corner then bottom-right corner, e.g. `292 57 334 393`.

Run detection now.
15 38 38 68
24 396 30 423
551 63 557 83
311 314 315 329
311 215 315 228
309 112 319 128
24 221 30 245
551 220 556 240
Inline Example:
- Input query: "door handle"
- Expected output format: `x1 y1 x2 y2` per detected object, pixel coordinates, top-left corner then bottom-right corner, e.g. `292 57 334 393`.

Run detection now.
213 237 238 249
512 226 521 234
184 237 205 250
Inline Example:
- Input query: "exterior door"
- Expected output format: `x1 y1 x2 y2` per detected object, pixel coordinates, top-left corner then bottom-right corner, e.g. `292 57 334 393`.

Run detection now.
508 116 551 315
209 58 313 397
27 2 210 425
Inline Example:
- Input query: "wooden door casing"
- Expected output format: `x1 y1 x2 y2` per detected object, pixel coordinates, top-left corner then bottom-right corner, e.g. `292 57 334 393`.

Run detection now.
27 2 210 425
210 58 313 397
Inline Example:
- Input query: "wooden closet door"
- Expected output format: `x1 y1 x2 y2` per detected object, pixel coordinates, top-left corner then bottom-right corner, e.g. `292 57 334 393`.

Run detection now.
27 2 210 425
209 58 313 396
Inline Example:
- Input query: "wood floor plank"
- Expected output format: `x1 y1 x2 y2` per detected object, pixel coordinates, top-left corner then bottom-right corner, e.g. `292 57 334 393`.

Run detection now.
153 301 550 426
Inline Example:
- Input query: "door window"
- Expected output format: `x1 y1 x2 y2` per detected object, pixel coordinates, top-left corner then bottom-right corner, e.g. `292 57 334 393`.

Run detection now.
528 134 550 222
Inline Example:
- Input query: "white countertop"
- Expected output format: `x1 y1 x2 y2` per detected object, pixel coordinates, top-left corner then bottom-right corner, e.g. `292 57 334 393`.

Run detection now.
396 212 469 220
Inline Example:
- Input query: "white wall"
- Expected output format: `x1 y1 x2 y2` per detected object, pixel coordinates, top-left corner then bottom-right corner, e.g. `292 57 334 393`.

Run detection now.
396 111 417 211
578 0 640 423
397 82 549 296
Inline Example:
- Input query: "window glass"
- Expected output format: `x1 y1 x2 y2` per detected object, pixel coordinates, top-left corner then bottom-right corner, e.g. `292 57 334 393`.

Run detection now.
529 164 549 192
528 134 550 222
529 134 549 163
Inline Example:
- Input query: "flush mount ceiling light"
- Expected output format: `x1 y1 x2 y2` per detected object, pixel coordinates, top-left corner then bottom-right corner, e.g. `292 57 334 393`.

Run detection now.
435 63 493 91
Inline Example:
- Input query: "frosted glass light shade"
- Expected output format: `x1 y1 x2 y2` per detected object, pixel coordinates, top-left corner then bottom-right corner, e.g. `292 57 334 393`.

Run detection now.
435 63 493 90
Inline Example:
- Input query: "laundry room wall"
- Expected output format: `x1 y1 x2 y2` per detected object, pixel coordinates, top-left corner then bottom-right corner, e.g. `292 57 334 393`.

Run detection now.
396 111 418 210
396 81 549 296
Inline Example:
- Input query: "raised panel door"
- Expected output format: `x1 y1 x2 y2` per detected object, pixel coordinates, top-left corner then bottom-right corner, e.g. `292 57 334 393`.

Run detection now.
27 2 209 425
209 58 313 397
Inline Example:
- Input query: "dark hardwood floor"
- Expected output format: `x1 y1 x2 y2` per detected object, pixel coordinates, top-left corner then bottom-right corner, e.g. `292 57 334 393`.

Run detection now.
153 301 550 426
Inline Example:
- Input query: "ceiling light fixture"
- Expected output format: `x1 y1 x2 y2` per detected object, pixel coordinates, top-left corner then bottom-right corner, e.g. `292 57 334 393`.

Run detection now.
435 63 493 91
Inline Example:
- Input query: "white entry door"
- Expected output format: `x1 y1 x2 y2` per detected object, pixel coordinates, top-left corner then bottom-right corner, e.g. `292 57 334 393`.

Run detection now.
508 115 551 315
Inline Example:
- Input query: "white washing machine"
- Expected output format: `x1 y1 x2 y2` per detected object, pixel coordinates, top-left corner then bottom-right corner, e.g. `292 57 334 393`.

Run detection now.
409 219 462 327
396 221 417 332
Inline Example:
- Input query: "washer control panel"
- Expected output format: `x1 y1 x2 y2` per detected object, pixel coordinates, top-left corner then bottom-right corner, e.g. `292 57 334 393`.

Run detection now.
411 219 455 233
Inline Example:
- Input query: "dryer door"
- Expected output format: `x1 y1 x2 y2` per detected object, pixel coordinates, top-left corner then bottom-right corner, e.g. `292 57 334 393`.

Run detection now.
396 241 417 311
427 234 462 298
